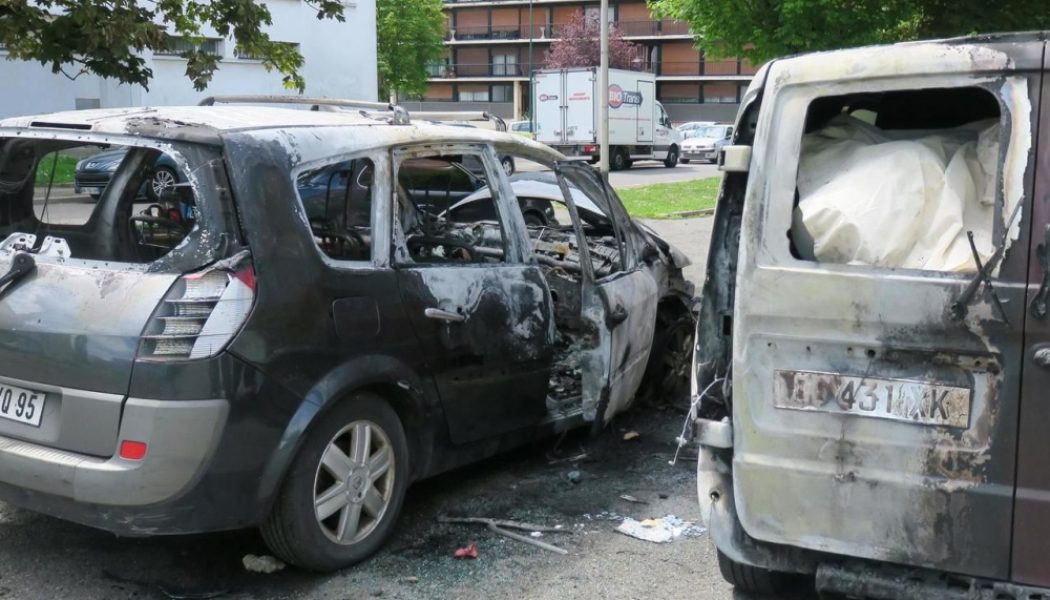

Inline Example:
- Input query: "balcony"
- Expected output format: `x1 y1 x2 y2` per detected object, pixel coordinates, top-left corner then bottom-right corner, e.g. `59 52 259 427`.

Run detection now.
446 19 691 42
427 62 532 78
654 60 755 77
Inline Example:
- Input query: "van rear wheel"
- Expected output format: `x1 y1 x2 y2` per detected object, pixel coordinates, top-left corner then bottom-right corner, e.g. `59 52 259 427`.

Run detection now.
717 550 798 595
262 393 409 571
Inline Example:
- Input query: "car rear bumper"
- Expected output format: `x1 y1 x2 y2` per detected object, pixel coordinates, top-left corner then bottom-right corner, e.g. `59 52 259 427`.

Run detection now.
0 397 229 533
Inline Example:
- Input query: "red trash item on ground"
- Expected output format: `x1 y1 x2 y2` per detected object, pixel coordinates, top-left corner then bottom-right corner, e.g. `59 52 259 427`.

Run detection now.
453 543 479 559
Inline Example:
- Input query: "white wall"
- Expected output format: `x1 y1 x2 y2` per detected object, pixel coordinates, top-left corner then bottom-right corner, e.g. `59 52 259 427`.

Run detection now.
0 0 377 118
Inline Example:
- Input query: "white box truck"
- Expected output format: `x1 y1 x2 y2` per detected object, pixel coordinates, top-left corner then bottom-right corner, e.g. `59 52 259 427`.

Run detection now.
532 67 681 170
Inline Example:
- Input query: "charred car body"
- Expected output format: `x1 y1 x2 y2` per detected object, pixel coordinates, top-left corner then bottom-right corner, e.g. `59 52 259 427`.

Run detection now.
0 99 693 571
693 32 1050 597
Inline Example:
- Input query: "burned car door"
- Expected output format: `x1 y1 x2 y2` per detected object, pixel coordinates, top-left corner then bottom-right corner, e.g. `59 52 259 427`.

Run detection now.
726 51 1041 580
553 162 658 424
393 144 555 445
1012 41 1050 588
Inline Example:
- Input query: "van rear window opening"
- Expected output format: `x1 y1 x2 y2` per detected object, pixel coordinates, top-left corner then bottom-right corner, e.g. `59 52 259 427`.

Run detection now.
0 137 224 266
790 86 1024 273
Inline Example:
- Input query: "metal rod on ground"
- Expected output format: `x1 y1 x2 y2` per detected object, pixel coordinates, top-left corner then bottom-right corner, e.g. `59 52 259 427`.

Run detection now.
438 516 570 554
598 0 610 177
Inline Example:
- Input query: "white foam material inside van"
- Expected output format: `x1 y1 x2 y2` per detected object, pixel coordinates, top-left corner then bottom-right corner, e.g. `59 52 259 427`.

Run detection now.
793 115 1001 272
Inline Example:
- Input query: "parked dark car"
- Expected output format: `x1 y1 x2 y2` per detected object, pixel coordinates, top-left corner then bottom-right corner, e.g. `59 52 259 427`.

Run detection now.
75 148 183 200
0 100 694 572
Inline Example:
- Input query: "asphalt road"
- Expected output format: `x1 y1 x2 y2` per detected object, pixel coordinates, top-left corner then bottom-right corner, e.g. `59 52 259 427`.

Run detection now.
0 168 824 600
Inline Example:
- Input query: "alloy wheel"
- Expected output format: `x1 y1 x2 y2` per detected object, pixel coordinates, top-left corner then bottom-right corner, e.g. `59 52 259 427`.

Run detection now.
312 420 396 545
151 168 177 197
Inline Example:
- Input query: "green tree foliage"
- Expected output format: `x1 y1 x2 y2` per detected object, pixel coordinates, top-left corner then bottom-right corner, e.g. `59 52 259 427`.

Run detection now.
377 0 446 100
0 0 347 92
647 0 1050 65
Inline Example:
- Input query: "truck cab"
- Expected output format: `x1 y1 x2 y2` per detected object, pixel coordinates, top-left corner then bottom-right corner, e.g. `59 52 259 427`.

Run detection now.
693 32 1050 597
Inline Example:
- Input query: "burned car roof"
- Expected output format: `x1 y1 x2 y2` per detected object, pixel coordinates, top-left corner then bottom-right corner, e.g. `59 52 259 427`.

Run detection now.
0 105 562 157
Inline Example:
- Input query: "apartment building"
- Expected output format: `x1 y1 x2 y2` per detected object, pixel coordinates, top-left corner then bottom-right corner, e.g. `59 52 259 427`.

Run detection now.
0 0 377 119
404 0 757 124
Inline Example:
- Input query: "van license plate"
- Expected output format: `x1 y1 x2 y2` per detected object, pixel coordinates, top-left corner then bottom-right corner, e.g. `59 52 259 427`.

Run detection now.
774 370 971 429
0 384 45 427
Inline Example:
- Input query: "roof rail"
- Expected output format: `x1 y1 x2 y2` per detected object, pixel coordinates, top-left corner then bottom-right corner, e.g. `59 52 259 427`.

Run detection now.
412 111 507 132
197 95 410 125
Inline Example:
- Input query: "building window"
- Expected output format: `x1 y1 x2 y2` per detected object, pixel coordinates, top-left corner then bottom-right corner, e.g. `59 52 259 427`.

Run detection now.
491 84 513 103
702 83 739 104
659 83 700 104
155 36 223 58
234 42 299 61
458 85 490 102
426 59 451 77
492 53 518 76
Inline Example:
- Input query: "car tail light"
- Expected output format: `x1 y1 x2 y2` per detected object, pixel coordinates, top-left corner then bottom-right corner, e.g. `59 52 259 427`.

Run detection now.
583 145 597 154
138 264 255 360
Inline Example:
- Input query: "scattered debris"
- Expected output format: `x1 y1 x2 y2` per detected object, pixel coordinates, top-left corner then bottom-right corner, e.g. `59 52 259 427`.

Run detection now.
567 470 582 484
453 543 479 559
241 554 286 574
440 517 570 554
582 510 626 522
622 431 640 441
403 576 420 584
614 515 700 544
529 531 543 538
619 494 648 504
658 493 669 500
547 451 588 465
159 587 228 600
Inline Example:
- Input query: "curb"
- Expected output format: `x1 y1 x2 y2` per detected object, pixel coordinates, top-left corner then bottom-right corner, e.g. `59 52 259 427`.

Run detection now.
665 208 715 219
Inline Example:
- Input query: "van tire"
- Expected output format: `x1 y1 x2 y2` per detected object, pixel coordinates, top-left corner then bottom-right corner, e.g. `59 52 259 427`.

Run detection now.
717 550 796 595
261 393 410 571
611 148 630 171
663 146 679 168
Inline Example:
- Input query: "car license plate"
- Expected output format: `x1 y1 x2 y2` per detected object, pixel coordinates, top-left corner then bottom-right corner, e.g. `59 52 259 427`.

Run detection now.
85 187 102 195
774 369 972 429
0 383 45 427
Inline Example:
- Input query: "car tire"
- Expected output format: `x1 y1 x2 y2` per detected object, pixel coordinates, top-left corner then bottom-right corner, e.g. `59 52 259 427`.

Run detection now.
638 307 694 408
147 166 179 201
717 550 799 595
664 146 679 168
89 193 102 202
261 392 410 572
501 156 515 176
522 210 547 228
680 158 691 164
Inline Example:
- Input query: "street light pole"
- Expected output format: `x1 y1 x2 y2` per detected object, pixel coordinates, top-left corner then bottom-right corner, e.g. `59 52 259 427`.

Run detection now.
528 0 533 126
598 0 609 176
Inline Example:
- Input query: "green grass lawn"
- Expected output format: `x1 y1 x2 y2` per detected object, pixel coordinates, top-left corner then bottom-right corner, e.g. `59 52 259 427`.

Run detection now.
615 177 721 219
34 154 79 187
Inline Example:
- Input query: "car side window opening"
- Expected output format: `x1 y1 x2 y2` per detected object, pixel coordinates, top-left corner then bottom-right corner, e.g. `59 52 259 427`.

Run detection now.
789 86 1018 273
296 157 376 262
393 149 508 265
0 138 213 265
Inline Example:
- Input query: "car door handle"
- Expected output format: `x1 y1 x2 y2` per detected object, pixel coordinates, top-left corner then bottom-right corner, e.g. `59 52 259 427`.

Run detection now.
425 307 466 323
607 304 628 327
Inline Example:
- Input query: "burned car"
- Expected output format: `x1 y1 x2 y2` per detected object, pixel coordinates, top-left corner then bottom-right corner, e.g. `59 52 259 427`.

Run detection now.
0 98 693 571
692 33 1050 597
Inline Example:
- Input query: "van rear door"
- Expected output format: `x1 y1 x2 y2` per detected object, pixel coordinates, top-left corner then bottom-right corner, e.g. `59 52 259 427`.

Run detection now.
728 46 1041 580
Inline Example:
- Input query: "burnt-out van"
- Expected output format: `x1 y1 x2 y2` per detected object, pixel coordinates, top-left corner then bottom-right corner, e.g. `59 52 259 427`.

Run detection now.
692 32 1050 597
